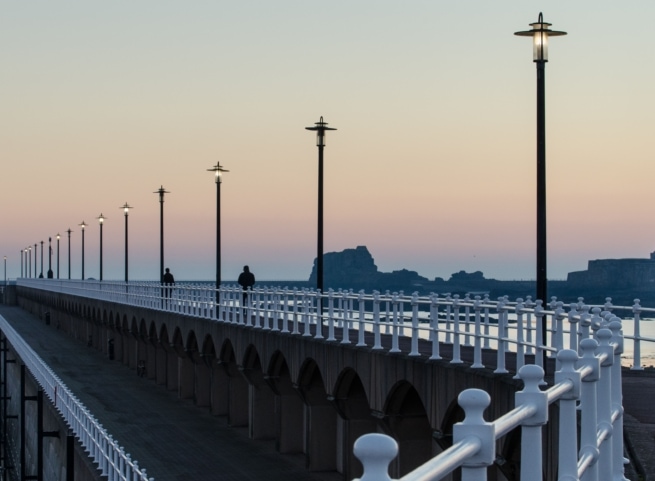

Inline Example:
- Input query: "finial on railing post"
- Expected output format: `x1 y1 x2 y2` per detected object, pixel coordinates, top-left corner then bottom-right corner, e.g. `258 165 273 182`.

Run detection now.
454 389 494 477
352 433 398 481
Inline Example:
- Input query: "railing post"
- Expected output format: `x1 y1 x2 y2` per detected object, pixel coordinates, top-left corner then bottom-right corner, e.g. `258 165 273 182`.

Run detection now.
515 364 548 481
454 389 494 480
578 338 600 479
451 295 462 364
596 328 615 477
373 291 382 350
608 318 628 481
327 289 336 341
494 298 508 374
429 293 442 360
341 290 351 344
409 292 420 356
631 299 643 370
513 298 525 376
555 349 581 480
471 296 484 368
357 290 367 347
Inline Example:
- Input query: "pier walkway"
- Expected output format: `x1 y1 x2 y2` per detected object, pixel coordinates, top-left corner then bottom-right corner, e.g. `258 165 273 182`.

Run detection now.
0 305 341 481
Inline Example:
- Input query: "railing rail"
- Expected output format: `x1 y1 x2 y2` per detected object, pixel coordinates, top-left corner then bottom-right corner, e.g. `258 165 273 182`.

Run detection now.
16 278 654 372
0 315 154 481
353 319 627 480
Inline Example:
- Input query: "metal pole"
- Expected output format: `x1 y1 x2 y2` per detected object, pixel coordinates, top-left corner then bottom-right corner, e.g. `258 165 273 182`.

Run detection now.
56 236 60 279
34 243 37 278
99 221 103 281
81 229 85 280
317 143 324 297
40 241 43 278
125 211 129 283
216 178 221 292
67 229 71 280
536 59 547 356
47 237 53 278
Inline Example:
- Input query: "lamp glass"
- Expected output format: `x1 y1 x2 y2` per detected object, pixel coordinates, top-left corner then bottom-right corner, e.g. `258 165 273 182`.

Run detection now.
317 131 325 147
533 28 548 61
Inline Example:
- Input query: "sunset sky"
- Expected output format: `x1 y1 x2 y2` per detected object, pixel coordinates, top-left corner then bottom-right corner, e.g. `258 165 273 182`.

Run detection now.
2 2 654 283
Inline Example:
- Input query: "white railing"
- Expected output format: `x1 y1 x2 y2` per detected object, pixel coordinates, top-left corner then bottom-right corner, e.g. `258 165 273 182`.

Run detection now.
353 318 627 481
0 314 154 481
17 278 655 372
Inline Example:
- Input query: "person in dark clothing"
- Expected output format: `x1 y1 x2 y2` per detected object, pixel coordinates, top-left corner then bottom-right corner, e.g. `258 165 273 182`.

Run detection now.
163 267 175 303
237 265 255 307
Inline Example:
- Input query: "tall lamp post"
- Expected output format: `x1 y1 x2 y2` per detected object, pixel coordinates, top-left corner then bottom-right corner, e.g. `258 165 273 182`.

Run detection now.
28 247 31 278
515 13 566 358
97 214 106 281
47 237 53 278
154 186 170 284
79 221 87 280
34 243 37 278
20 250 23 278
67 229 72 279
120 203 132 283
305 116 337 301
207 163 229 296
56 233 61 279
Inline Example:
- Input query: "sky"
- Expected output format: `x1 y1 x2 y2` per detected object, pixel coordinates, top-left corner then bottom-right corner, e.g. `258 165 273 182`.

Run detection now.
2 1 655 282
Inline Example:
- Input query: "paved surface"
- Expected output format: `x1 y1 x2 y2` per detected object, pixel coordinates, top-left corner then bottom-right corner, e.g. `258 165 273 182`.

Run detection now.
0 306 341 481
0 305 653 480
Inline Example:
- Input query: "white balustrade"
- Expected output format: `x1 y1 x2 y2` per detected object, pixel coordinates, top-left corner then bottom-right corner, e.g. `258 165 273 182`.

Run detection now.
0 315 153 481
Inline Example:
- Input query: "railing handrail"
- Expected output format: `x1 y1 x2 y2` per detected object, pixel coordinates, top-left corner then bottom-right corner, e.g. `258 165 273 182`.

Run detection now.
0 314 154 481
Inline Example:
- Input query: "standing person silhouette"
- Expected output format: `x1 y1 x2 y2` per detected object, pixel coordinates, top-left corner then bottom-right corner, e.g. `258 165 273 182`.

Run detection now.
163 267 175 305
237 265 255 307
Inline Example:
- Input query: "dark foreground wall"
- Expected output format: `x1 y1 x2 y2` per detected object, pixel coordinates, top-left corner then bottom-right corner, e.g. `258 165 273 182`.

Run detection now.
1 337 102 481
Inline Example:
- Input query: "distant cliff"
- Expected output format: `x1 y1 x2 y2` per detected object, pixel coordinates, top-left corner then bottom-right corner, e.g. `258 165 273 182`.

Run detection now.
306 246 655 305
567 257 655 289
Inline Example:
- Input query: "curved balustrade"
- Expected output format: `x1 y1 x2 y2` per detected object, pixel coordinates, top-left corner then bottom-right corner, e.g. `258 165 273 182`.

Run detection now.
354 319 627 480
17 278 655 372
0 315 153 481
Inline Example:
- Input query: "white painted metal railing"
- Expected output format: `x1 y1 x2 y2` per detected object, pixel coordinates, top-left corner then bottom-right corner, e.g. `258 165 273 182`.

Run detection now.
353 319 628 481
17 278 655 372
0 314 154 481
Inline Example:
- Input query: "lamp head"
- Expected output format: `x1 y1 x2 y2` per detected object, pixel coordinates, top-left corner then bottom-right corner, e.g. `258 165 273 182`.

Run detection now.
514 12 566 62
305 116 337 147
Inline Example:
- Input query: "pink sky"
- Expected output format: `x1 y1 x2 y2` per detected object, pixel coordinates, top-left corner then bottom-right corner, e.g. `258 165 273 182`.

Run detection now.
2 2 655 282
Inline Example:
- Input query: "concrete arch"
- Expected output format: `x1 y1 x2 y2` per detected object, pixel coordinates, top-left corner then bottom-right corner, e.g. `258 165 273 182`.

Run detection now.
219 339 248 426
297 358 337 472
240 344 275 440
267 351 303 454
332 368 378 479
383 381 433 477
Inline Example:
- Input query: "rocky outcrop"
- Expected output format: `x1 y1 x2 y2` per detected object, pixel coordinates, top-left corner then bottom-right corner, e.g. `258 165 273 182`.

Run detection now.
567 258 655 289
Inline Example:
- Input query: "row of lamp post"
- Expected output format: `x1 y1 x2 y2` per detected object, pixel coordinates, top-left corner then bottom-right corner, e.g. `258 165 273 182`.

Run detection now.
10 13 561 325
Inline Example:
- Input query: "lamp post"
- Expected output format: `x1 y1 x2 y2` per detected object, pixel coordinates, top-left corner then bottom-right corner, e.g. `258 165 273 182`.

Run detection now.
47 237 53 278
515 13 566 358
35 243 38 278
154 186 170 284
97 214 106 281
79 221 87 280
305 116 337 301
56 234 61 279
28 247 31 278
120 203 132 283
207 163 229 297
67 229 72 279
20 250 23 278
